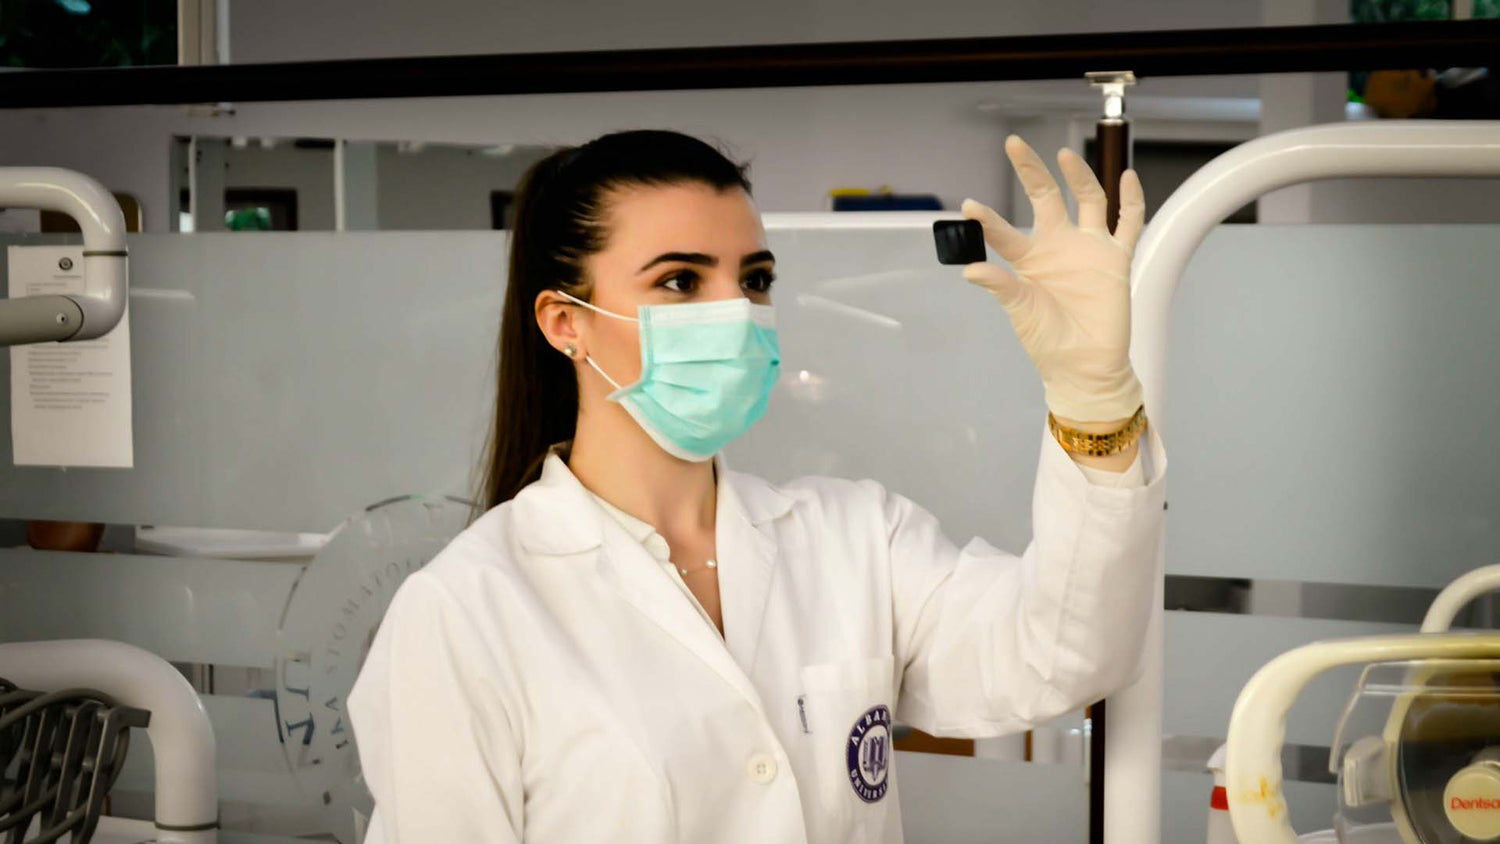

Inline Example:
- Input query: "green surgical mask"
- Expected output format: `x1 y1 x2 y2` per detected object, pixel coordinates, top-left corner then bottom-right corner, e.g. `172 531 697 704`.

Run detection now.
557 290 781 462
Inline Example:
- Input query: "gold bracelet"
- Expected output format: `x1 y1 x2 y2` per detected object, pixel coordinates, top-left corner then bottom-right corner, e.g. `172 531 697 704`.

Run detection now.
1047 404 1147 457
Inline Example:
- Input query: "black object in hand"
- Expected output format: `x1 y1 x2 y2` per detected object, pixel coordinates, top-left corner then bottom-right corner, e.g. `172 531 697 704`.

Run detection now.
933 219 987 265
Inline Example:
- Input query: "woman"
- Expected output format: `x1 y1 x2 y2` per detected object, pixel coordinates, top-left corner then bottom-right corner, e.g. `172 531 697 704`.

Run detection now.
347 129 1166 843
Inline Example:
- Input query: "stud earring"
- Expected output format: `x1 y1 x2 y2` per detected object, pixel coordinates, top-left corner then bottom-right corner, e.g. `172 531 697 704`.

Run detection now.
564 343 578 359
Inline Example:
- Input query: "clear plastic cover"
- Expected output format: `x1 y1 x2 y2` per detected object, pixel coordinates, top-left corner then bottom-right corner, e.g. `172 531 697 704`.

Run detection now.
1329 658 1500 844
275 493 474 843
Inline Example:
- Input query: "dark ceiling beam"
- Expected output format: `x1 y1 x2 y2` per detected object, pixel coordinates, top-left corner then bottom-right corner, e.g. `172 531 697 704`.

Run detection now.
0 19 1494 108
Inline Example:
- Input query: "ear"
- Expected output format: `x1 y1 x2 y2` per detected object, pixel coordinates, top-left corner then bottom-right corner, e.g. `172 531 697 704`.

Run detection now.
534 289 582 359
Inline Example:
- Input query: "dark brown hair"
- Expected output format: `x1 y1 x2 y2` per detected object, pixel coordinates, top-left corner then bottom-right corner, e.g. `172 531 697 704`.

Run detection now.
473 129 754 515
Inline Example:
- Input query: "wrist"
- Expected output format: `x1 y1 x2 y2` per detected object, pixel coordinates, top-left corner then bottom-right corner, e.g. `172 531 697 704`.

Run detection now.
1042 369 1143 423
1066 439 1139 472
1050 413 1133 433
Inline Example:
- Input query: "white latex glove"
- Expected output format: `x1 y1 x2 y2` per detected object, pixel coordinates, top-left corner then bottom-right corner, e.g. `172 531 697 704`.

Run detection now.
961 134 1146 423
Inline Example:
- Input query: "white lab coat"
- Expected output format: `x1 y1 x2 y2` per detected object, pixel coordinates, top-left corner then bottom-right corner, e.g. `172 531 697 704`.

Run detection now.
347 420 1167 843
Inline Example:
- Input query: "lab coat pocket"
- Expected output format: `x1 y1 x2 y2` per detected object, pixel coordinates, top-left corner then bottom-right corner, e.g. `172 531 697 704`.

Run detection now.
798 654 897 836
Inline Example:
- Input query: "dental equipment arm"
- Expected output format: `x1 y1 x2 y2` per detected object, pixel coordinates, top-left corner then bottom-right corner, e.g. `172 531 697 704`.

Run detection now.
0 167 127 345
0 639 218 841
1224 633 1500 843
1422 563 1500 633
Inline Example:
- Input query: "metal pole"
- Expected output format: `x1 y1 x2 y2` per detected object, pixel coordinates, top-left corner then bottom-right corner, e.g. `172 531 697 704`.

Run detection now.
1084 69 1135 844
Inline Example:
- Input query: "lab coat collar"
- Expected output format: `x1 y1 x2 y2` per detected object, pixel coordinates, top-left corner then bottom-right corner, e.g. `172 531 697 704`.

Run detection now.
509 448 607 556
510 443 797 556
710 448 786 674
715 446 797 527
510 443 794 710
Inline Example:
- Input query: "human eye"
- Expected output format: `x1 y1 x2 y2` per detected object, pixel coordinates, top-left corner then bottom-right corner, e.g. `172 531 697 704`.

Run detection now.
658 270 699 294
743 268 777 293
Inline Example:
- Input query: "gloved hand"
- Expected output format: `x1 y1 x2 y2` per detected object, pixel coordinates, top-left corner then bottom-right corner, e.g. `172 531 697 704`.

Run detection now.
961 134 1146 423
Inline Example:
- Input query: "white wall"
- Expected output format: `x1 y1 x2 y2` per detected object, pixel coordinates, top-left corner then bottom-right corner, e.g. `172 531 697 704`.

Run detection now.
205 141 558 230
374 144 555 230
210 141 338 229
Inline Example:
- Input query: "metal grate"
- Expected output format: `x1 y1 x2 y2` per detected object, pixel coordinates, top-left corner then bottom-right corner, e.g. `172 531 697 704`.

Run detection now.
0 679 149 844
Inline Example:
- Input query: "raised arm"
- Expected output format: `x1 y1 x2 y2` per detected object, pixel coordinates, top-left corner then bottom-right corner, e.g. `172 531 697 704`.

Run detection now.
893 135 1165 733
890 419 1166 736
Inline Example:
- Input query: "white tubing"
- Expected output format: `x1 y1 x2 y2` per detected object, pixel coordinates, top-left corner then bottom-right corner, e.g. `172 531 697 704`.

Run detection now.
1224 633 1500 843
0 639 218 835
0 168 127 249
1115 119 1500 844
1422 564 1500 633
0 166 128 341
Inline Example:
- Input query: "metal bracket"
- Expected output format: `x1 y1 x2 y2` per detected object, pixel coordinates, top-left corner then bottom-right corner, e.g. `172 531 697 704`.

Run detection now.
1086 70 1137 122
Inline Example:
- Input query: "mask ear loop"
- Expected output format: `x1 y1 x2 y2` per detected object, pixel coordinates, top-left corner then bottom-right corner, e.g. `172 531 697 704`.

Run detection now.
554 289 638 322
553 288 635 392
583 356 623 391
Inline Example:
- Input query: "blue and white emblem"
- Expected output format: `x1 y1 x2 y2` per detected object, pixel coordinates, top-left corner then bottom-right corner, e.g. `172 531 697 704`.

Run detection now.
846 704 891 802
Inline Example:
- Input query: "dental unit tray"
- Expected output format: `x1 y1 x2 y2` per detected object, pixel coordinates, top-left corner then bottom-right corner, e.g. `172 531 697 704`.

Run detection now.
0 679 150 844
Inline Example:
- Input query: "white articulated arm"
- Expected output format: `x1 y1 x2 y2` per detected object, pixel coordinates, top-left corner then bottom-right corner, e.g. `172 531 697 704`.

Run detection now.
0 638 218 839
0 167 128 345
1116 119 1500 844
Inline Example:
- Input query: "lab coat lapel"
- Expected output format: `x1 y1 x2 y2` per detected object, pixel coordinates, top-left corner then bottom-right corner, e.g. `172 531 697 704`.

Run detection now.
593 516 770 716
715 467 781 677
514 449 796 717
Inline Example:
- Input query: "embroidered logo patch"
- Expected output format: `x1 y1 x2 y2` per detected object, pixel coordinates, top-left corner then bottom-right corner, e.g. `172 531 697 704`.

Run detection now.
846 704 891 802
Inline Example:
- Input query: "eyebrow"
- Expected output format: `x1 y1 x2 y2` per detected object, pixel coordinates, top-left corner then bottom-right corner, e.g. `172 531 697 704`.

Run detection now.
637 249 776 272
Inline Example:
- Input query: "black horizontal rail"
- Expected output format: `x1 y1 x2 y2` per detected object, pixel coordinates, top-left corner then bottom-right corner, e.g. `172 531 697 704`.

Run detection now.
0 18 1495 108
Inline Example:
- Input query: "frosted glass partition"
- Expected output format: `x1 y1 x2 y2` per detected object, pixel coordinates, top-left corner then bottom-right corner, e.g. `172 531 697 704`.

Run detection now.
0 550 298 668
894 752 1086 842
1 220 1497 841
1147 223 1500 838
730 221 1044 551
0 232 506 532
1160 225 1500 590
4 224 1493 567
737 223 1500 589
1164 612 1407 748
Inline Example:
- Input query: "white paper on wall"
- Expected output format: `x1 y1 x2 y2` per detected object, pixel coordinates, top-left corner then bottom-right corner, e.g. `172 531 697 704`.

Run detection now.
8 245 133 468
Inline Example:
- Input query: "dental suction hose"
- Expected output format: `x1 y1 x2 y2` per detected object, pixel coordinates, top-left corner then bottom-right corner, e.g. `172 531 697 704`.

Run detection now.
0 167 127 345
0 639 219 838
1224 633 1500 843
